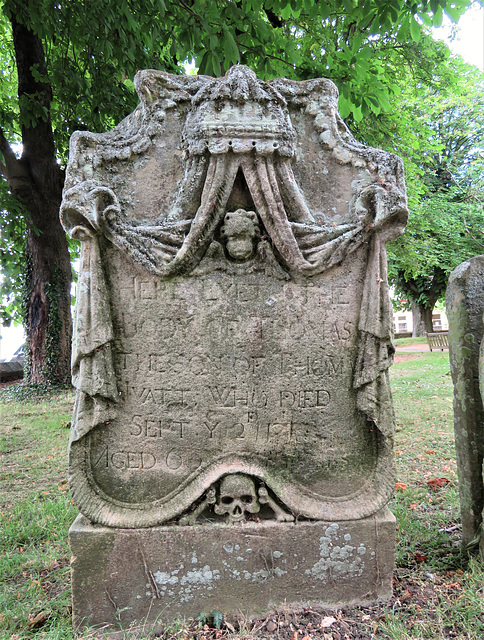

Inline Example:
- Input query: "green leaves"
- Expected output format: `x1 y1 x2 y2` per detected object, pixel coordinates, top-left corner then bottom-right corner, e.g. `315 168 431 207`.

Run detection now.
0 0 474 130
199 50 222 76
18 92 49 127
222 27 240 66
349 38 484 315
409 15 422 41
0 181 28 325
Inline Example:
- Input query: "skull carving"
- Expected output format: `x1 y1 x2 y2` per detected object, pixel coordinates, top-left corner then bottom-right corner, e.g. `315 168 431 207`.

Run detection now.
214 474 260 523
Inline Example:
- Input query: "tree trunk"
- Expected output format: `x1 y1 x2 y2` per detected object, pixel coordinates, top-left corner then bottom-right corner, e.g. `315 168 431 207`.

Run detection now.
3 9 72 386
411 301 433 337
25 205 72 385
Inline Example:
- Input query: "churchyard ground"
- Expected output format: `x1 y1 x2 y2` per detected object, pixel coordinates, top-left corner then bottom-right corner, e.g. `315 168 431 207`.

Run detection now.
1 349 484 639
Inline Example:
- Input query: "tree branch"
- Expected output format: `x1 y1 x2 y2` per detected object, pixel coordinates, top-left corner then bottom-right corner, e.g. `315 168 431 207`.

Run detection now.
0 126 21 178
0 126 31 201
11 13 57 172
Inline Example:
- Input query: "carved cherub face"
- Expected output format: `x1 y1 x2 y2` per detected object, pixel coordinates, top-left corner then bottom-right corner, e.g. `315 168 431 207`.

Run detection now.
220 209 260 260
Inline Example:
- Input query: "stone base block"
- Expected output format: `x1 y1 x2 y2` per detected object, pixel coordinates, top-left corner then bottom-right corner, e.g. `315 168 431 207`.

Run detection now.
70 509 395 634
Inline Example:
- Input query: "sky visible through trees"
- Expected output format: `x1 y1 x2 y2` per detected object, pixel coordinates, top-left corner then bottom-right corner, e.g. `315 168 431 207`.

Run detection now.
433 2 483 70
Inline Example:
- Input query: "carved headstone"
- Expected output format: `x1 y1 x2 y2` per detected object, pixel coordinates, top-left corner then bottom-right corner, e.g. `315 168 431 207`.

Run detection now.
447 257 484 557
61 66 407 630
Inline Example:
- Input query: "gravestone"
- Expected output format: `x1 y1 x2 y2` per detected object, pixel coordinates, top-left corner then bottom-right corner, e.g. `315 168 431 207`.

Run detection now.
447 257 484 558
60 66 407 632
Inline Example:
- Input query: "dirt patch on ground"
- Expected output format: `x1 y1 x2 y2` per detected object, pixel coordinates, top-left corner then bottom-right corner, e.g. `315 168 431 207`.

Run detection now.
153 568 472 639
394 353 422 364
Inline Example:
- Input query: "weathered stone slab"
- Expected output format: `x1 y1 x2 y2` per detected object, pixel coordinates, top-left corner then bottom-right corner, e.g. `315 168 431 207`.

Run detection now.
0 359 23 382
61 66 407 627
447 256 484 553
70 508 395 631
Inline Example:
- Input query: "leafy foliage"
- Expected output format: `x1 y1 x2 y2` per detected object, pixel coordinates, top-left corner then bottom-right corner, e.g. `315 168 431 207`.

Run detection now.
353 46 484 331
391 197 484 311
0 179 28 325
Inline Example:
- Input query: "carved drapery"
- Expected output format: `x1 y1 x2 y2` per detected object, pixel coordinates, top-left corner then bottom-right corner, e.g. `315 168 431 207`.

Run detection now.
61 165 404 448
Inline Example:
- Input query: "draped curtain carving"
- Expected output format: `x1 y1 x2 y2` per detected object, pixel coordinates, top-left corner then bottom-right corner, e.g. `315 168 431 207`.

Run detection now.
61 147 405 445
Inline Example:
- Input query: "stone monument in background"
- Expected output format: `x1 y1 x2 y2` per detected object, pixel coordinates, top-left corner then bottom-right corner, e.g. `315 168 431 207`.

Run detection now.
60 66 407 631
447 257 484 559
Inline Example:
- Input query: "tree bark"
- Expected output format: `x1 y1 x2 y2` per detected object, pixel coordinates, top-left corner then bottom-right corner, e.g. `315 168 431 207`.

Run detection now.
411 301 433 337
0 10 72 385
25 205 72 385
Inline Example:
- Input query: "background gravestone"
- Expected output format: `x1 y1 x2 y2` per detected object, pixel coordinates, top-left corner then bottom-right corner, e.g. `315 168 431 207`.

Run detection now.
447 257 484 557
60 66 407 631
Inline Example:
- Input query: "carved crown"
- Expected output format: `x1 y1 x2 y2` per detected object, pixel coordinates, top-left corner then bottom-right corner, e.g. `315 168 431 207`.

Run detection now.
183 66 296 157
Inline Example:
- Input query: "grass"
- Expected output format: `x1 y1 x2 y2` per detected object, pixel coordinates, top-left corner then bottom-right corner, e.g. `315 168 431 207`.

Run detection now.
0 389 77 639
394 337 428 347
1 354 484 639
391 352 459 571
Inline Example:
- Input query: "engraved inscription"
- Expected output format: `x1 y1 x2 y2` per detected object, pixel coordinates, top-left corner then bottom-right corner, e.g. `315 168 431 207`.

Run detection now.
91 258 377 503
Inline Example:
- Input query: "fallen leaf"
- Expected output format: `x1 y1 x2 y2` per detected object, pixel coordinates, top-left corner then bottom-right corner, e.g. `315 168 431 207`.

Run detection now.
427 477 450 490
401 588 413 601
443 581 462 589
28 611 47 629
395 483 407 490
409 502 418 510
414 551 428 562
425 450 436 454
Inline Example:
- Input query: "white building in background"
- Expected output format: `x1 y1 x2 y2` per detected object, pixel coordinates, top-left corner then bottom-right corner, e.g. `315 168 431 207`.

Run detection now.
0 323 25 362
392 309 449 336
